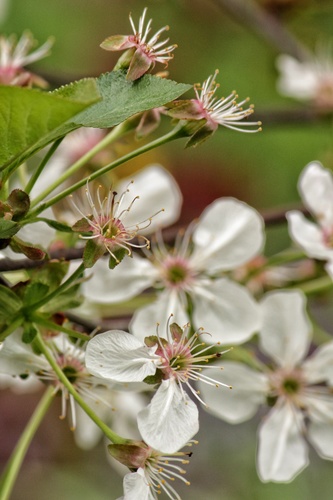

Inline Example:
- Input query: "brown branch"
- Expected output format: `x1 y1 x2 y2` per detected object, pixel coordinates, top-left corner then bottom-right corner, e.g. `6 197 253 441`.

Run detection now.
0 204 306 273
211 0 310 60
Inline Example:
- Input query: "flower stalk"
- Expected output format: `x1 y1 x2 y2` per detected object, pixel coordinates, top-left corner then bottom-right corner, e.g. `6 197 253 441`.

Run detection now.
27 123 186 218
33 332 130 445
0 385 55 500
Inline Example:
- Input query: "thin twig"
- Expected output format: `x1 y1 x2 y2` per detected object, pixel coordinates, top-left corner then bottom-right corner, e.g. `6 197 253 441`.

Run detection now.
210 0 310 60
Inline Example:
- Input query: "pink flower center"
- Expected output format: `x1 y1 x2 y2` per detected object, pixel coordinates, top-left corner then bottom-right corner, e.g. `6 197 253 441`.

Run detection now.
268 367 305 403
161 255 195 290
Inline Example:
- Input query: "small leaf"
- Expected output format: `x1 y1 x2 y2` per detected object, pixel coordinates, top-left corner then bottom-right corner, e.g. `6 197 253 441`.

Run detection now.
72 217 93 233
23 282 50 307
0 218 19 239
22 323 38 344
100 35 133 51
7 189 30 220
83 239 105 268
0 285 22 317
127 49 152 81
37 217 73 233
108 247 127 269
143 370 163 386
170 322 183 342
29 261 70 290
10 236 46 260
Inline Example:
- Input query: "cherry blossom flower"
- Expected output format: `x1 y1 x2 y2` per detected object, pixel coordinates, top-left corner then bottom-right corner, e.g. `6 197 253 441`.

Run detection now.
0 331 114 433
72 180 164 268
286 161 333 278
85 322 229 453
198 290 333 482
110 440 195 500
83 197 264 345
100 8 177 80
166 70 262 146
276 45 333 108
0 31 53 87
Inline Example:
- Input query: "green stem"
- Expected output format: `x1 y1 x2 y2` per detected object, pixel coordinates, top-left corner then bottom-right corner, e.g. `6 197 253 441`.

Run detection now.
0 316 24 342
25 138 64 195
25 263 84 313
30 122 129 208
0 386 55 500
32 314 90 341
291 275 333 295
34 333 128 444
28 124 185 218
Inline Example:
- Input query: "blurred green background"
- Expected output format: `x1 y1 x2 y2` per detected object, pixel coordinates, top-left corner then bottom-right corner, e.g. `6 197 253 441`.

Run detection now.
1 0 333 498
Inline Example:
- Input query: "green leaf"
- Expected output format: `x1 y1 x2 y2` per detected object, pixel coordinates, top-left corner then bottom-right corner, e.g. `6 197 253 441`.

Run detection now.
29 261 70 291
10 236 46 261
23 282 50 307
0 285 22 318
7 189 30 220
36 217 73 233
0 79 101 170
108 247 127 269
0 218 19 239
22 323 38 344
83 239 106 268
71 70 191 128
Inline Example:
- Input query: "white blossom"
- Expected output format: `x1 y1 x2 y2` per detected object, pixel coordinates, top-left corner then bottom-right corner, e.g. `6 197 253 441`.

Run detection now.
85 323 229 453
84 197 264 345
198 290 333 482
287 161 333 278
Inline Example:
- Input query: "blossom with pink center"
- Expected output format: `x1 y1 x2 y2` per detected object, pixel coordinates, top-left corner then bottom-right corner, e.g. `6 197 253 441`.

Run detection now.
198 290 333 482
0 31 53 87
84 197 264 345
85 322 230 453
100 8 177 81
0 331 115 435
287 161 333 278
72 180 163 267
166 70 262 146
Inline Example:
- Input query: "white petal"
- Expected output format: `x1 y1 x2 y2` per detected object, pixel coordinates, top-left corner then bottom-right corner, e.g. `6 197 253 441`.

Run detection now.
257 403 309 482
122 469 152 500
0 329 49 375
117 165 183 233
198 361 268 423
130 290 188 343
137 378 199 453
324 260 333 280
82 256 157 304
191 198 265 272
303 392 333 459
298 162 333 225
192 278 261 344
287 211 333 260
303 341 333 384
276 55 318 100
85 330 159 382
260 290 311 368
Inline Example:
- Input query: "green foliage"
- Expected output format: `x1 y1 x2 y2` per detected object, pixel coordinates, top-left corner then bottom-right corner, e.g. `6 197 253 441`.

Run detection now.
0 218 19 239
83 239 106 268
21 323 38 344
0 79 101 170
70 70 191 128
108 247 127 269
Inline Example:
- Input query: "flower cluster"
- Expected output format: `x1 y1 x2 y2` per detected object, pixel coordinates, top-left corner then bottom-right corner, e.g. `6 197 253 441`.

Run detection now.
3 6 333 500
